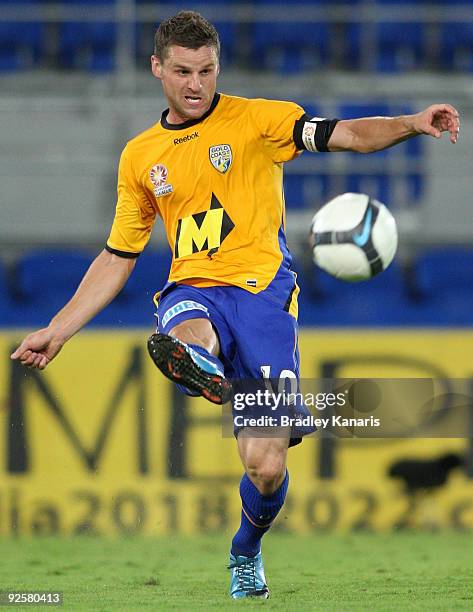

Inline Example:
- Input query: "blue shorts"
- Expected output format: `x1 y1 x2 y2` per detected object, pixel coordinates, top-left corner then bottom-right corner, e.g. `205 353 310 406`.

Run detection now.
156 280 316 446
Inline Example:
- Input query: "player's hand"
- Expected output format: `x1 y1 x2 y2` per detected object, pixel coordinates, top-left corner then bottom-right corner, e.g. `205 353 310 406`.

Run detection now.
10 327 64 370
413 104 460 144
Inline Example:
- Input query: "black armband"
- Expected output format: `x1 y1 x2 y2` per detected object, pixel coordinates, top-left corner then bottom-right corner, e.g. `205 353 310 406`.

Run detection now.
293 114 339 152
105 244 141 258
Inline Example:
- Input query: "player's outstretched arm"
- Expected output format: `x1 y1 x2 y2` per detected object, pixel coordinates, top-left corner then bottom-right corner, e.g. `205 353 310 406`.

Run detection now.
328 103 460 153
10 249 136 370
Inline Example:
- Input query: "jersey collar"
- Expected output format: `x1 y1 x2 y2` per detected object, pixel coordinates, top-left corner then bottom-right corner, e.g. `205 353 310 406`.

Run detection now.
160 93 221 130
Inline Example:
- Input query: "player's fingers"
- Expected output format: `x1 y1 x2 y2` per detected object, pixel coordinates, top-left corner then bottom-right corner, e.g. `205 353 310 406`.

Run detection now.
449 117 460 143
442 103 460 118
35 353 48 368
19 349 33 363
442 114 460 143
21 352 39 367
31 354 44 369
425 124 442 139
11 342 30 359
431 103 460 119
38 356 49 370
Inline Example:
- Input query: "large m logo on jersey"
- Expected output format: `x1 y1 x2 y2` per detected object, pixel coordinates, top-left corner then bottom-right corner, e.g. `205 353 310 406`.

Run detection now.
174 193 235 258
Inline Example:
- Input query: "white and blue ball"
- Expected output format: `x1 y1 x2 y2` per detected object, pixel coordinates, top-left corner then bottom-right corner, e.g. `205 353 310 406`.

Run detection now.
310 192 398 282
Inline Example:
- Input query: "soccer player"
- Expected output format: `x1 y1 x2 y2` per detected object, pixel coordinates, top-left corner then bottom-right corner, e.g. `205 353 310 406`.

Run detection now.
11 11 459 599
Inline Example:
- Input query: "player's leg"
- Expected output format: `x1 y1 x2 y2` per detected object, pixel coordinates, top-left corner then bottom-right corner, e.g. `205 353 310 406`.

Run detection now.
226 284 314 598
169 317 220 355
234 433 290 554
228 434 290 599
147 286 233 404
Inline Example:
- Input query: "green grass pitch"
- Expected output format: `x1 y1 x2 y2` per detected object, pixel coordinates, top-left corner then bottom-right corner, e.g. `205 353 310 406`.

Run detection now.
2 533 473 610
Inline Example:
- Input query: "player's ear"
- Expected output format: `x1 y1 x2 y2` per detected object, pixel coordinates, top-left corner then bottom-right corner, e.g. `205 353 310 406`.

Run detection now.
151 55 163 79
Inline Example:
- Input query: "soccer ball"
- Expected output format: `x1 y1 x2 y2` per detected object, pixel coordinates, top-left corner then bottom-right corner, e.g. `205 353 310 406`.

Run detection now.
310 193 398 282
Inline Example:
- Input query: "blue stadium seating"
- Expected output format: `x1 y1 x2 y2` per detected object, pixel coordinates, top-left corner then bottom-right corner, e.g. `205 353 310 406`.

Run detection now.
8 248 173 328
10 249 93 326
2 0 471 75
344 174 391 206
440 23 473 72
4 247 473 327
251 0 331 72
284 172 331 210
411 248 473 325
376 22 426 72
297 260 419 326
0 0 44 71
58 0 117 72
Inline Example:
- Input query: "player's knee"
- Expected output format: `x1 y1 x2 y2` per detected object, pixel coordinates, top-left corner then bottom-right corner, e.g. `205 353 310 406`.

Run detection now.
246 462 286 495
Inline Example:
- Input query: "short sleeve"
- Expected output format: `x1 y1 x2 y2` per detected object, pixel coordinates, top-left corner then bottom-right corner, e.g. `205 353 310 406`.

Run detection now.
249 99 306 163
106 146 157 257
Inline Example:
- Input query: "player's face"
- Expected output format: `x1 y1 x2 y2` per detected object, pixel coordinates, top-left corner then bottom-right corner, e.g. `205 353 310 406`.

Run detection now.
151 45 220 124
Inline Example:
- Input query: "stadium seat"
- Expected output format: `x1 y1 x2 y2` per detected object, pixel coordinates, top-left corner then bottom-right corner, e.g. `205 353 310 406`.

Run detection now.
11 249 93 326
344 174 391 207
9 248 173 328
411 248 473 325
58 0 117 72
284 173 331 210
0 0 44 71
298 261 418 326
376 22 426 72
439 23 473 72
251 0 331 73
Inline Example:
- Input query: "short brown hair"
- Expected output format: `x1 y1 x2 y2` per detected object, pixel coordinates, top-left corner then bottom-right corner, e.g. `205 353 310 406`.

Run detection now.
154 11 220 61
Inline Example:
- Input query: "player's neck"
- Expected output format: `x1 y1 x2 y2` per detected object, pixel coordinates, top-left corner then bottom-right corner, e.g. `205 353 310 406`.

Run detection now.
161 94 221 130
166 109 194 125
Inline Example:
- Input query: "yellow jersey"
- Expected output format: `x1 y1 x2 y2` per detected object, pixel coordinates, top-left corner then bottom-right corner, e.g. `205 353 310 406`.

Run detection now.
106 93 305 294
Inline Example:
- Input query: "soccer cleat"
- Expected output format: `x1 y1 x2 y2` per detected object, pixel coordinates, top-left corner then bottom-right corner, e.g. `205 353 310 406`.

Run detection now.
147 333 233 405
228 551 270 599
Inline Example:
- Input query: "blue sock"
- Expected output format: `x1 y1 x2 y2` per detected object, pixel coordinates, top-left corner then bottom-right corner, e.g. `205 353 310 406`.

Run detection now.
231 471 289 558
175 342 225 396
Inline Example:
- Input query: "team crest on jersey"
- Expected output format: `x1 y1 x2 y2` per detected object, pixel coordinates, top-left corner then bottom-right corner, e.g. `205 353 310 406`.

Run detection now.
209 144 232 174
150 164 173 198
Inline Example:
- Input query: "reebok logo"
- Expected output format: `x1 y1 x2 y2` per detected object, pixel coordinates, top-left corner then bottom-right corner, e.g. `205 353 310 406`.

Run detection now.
174 131 199 146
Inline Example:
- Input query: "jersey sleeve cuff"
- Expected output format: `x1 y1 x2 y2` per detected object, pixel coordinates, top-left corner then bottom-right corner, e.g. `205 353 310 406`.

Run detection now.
105 244 141 259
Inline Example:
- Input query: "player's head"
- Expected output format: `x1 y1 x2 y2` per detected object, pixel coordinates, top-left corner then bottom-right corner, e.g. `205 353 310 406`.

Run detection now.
151 11 220 124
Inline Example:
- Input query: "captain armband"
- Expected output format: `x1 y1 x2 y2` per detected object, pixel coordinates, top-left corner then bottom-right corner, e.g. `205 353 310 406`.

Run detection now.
293 114 339 153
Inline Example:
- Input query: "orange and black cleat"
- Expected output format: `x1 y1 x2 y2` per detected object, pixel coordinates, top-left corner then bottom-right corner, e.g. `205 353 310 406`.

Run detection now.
147 333 233 405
